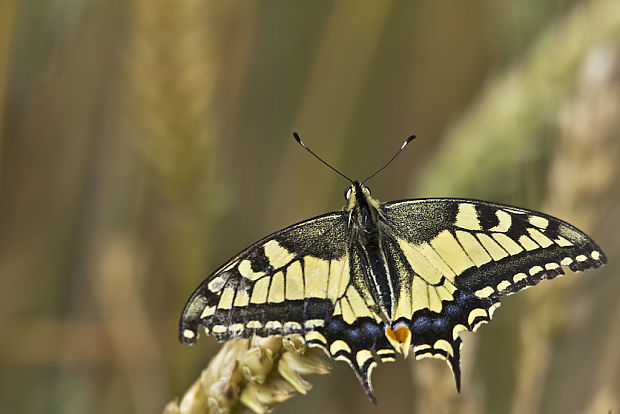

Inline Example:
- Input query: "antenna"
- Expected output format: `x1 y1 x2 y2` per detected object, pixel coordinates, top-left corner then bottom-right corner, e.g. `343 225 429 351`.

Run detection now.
361 135 416 184
293 132 353 183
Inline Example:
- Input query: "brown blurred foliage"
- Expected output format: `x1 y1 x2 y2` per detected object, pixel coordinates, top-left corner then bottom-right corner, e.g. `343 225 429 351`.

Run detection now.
0 1 618 413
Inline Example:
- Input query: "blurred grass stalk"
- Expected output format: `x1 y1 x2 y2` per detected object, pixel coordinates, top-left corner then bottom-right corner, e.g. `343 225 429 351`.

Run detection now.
127 0 215 194
415 0 620 413
100 0 218 412
0 0 17 180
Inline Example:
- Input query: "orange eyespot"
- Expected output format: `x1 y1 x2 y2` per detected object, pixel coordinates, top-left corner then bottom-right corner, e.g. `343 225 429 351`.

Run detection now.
385 322 410 345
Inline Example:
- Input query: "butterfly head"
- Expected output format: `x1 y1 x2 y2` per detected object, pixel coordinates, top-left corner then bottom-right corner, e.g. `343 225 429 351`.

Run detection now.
344 181 370 200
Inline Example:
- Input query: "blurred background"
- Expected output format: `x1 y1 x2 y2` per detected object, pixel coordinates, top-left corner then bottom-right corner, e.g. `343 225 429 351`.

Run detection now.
1 1 619 413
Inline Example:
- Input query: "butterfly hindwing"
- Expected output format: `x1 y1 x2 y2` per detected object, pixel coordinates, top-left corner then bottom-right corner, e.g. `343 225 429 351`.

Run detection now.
367 219 498 391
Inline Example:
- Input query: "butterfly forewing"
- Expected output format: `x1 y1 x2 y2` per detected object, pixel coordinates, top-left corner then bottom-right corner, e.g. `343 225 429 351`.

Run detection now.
179 212 351 343
382 198 606 298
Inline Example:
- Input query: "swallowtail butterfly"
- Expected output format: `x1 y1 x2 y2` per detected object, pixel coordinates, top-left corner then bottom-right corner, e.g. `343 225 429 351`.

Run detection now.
179 134 606 403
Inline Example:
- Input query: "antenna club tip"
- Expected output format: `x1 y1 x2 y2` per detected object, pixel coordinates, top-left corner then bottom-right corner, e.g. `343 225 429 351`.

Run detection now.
292 132 305 146
401 134 416 149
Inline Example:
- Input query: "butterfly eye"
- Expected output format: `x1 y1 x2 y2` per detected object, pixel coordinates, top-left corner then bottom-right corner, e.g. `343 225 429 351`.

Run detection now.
344 186 353 200
362 185 371 196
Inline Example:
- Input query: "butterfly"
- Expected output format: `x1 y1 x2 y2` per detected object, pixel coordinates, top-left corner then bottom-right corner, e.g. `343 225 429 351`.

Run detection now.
179 133 606 403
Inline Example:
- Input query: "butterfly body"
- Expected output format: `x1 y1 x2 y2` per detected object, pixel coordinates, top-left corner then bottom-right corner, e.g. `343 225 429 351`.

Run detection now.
180 180 606 402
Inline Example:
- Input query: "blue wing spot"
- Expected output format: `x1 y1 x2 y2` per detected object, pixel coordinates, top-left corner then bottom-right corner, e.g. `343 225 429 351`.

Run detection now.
361 320 382 337
432 317 447 331
413 316 431 331
444 304 459 317
346 327 362 342
455 291 470 306
326 318 345 334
